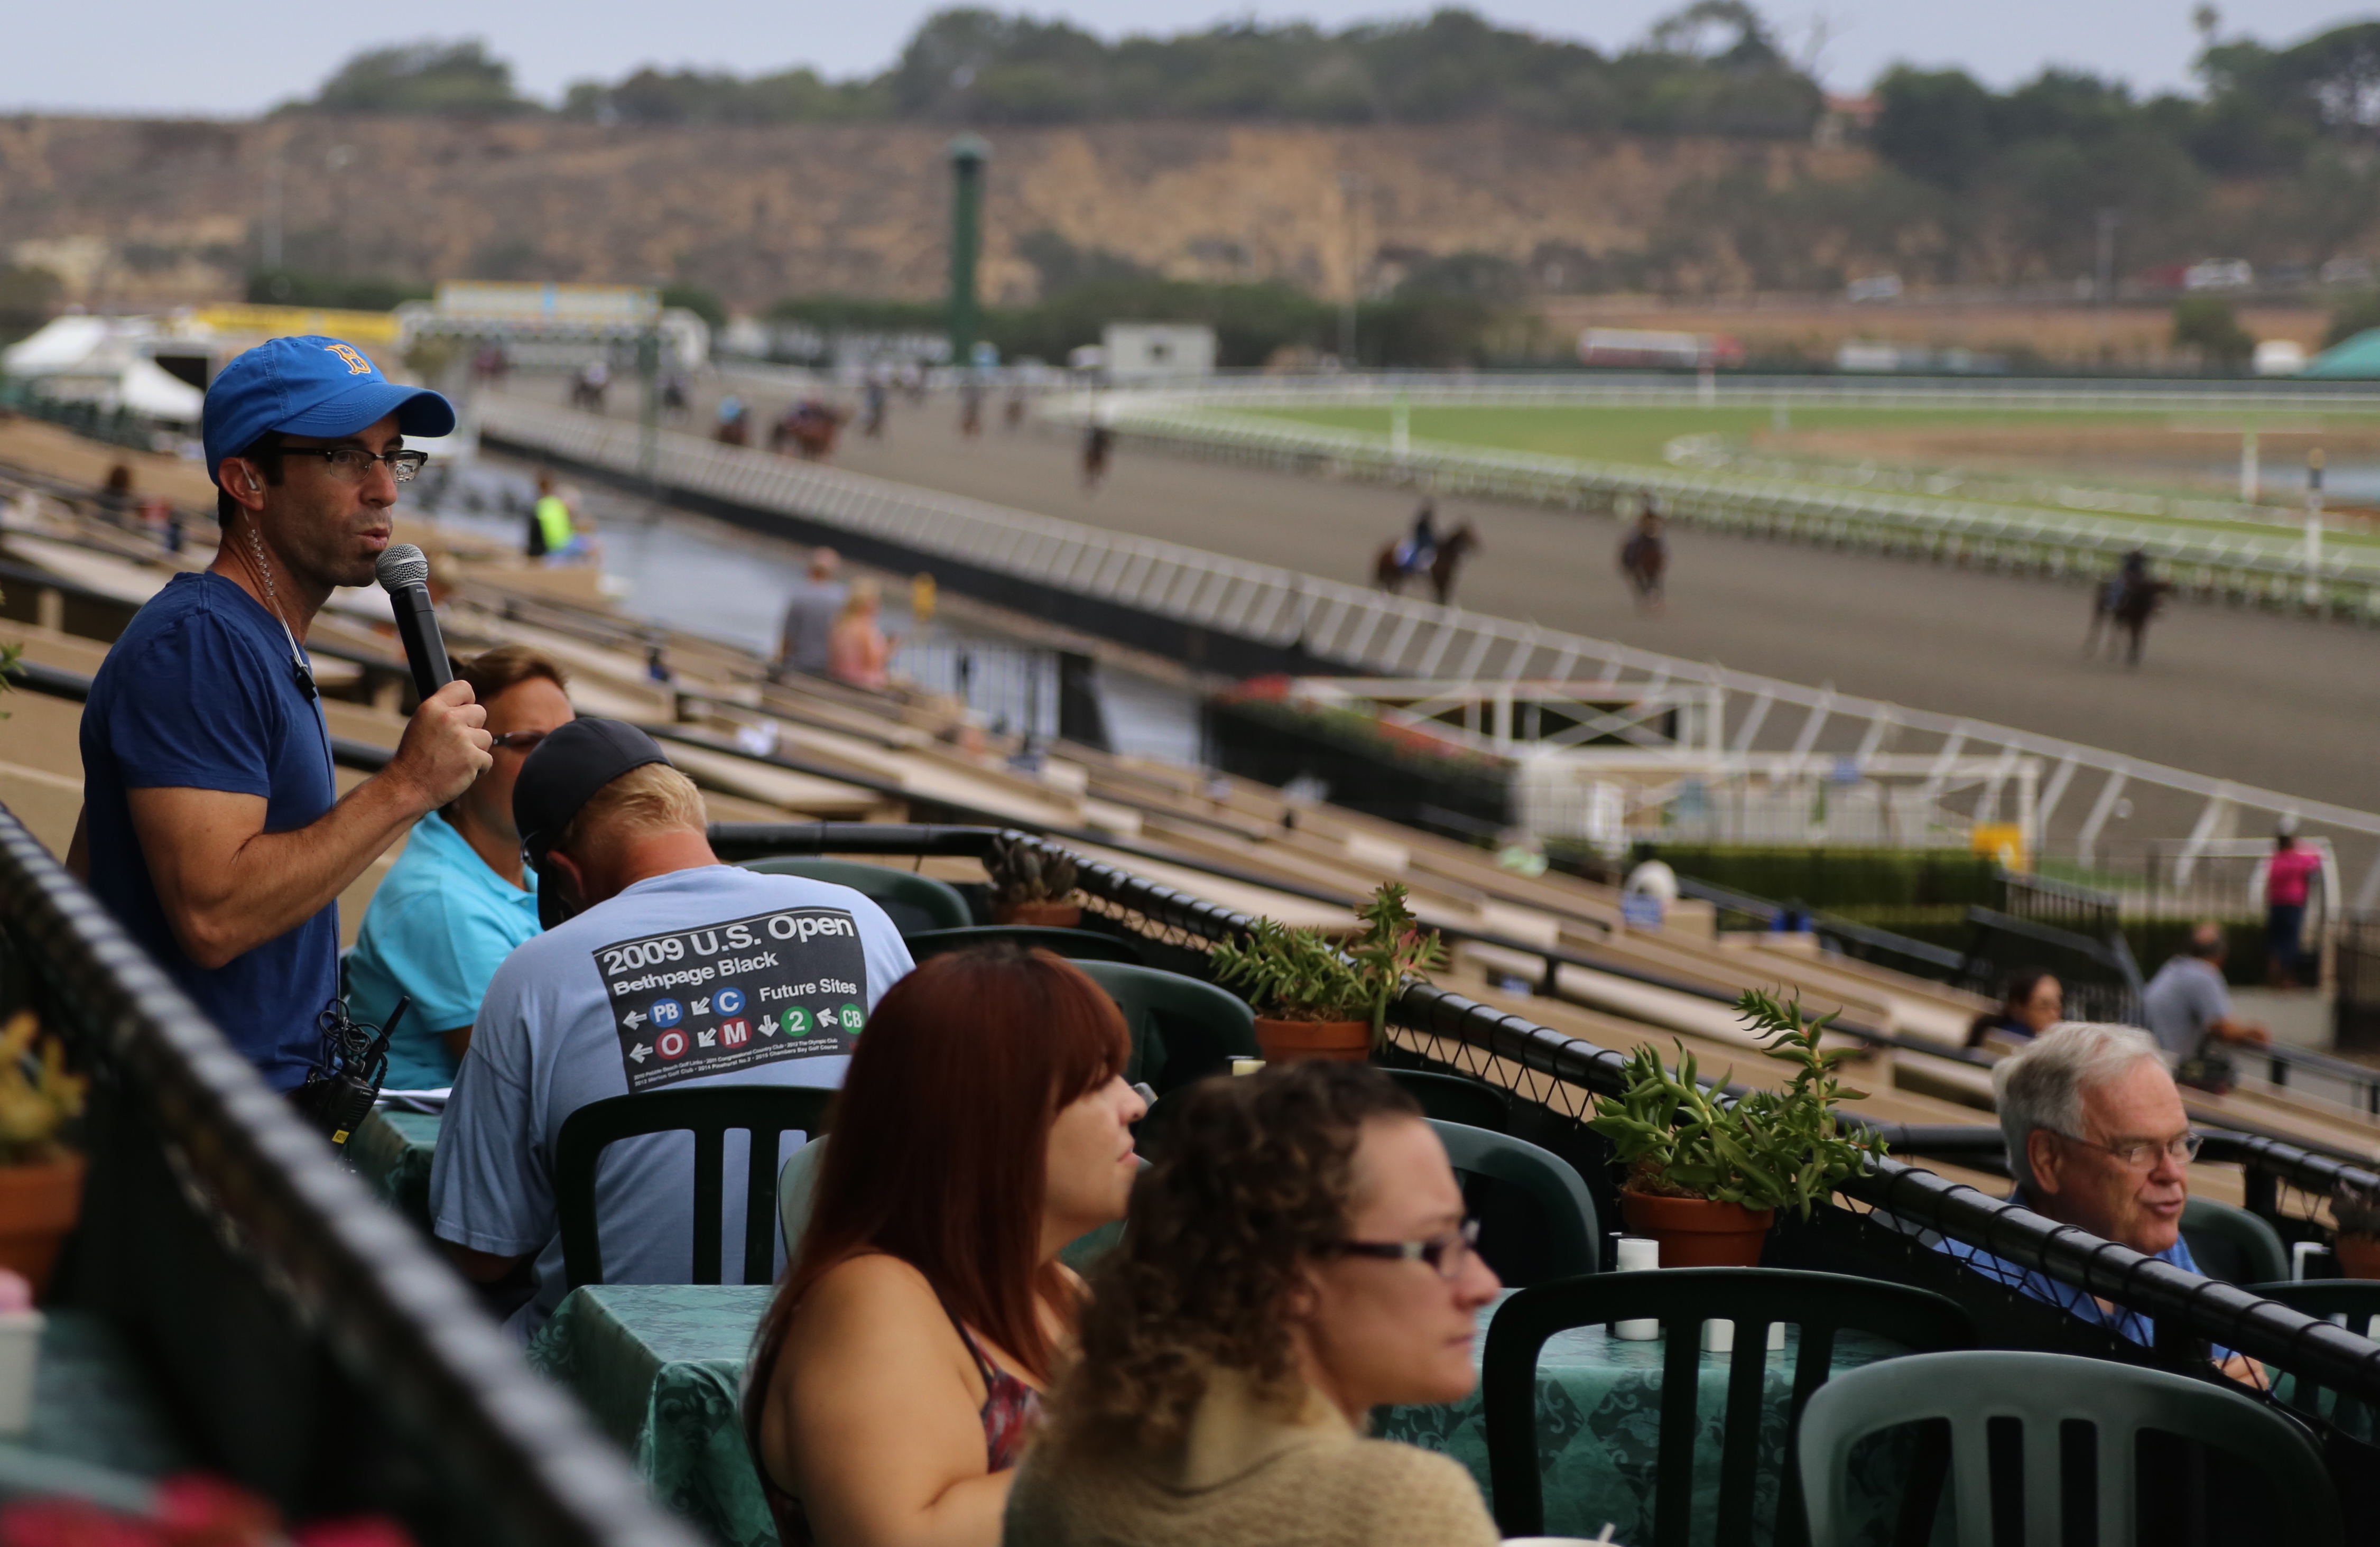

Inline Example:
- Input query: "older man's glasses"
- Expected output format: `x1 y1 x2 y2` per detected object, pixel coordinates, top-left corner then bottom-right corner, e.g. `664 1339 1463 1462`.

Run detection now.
1327 1218 1481 1280
282 447 430 484
2063 1131 2203 1169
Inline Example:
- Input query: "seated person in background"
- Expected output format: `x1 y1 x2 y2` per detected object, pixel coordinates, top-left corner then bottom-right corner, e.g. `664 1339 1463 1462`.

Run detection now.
431 720 912 1339
1938 1022 2257 1384
2142 922 2270 1073
347 646 575 1088
828 578 894 690
745 947 1146 1547
1963 967 2062 1051
1006 1061 1503 1547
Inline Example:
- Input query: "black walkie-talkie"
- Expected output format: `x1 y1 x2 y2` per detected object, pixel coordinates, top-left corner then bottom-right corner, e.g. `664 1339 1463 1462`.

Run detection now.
295 995 408 1147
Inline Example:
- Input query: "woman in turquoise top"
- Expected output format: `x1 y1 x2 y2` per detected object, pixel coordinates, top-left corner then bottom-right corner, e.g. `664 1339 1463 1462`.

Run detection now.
347 647 575 1087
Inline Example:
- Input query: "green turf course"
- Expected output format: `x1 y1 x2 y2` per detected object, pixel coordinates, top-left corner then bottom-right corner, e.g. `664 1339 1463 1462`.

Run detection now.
1242 403 2370 468
1220 403 2380 551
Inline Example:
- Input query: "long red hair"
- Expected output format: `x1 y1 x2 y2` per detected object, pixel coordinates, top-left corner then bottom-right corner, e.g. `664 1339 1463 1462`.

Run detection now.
745 946 1129 1422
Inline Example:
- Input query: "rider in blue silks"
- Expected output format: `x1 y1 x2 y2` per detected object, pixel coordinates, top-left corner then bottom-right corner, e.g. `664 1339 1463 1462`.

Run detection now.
1395 499 1440 576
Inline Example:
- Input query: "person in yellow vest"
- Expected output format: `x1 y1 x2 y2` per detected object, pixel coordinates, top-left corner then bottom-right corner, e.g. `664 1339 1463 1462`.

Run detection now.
529 473 590 563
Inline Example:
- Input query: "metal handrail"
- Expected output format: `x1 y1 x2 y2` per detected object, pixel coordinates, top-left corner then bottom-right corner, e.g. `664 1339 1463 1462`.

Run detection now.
0 802 700 1546
476 394 2380 912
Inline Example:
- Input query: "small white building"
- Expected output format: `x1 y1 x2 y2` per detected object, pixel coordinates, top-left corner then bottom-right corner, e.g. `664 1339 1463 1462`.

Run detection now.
1100 323 1215 383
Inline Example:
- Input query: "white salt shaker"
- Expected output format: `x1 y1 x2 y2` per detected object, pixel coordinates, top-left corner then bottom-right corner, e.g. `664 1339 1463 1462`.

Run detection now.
1611 1237 1660 1340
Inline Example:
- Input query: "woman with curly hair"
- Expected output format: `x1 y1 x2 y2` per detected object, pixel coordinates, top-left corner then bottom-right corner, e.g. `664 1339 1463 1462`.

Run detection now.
1006 1061 1502 1547
745 947 1146 1547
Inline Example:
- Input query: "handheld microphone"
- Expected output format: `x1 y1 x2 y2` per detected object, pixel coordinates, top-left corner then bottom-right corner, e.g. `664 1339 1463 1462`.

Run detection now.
374 543 453 702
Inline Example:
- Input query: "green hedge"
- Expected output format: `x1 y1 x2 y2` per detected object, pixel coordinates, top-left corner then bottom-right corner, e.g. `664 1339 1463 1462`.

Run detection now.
1631 846 2005 910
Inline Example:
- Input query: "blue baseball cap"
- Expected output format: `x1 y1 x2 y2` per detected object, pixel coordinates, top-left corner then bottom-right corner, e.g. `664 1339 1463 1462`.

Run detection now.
201 335 456 487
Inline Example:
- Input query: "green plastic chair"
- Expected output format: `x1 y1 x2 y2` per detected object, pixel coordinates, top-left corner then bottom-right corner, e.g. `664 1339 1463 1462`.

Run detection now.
2181 1197 2291 1285
1796 1349 2342 1547
903 925 1143 965
557 1086 835 1290
1486 1268 1976 1544
1387 1068 1510 1130
1428 1119 1599 1286
2240 1280 2380 1430
737 857 972 936
1072 961 1259 1094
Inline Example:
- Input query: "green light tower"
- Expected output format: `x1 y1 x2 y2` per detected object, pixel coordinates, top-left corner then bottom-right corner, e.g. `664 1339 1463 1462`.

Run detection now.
947 134 990 367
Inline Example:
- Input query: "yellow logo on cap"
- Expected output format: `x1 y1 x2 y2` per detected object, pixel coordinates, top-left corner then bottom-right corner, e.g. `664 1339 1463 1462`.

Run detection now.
322 342 375 376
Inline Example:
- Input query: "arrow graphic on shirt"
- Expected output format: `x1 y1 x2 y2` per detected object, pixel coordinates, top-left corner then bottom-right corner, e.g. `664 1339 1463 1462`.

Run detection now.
691 996 711 1016
628 1043 651 1064
622 1009 647 1030
696 1028 718 1048
759 1014 779 1036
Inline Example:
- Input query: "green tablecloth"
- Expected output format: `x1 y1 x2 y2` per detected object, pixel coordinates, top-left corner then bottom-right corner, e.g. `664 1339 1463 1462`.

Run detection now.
17 1310 199 1487
530 1285 1899 1547
348 1109 440 1232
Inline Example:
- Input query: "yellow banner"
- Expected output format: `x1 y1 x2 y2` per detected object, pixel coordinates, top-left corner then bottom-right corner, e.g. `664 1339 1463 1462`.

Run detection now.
188 304 403 346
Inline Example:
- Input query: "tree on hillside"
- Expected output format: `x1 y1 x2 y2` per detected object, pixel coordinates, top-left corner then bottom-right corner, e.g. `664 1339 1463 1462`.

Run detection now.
299 40 533 116
2173 297 2254 365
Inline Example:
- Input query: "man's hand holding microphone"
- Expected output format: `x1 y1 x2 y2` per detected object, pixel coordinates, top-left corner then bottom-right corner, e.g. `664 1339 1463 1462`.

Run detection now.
377 544 493 812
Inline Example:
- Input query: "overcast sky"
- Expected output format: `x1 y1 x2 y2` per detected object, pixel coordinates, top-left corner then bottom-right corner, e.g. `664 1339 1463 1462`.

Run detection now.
5 1 2372 116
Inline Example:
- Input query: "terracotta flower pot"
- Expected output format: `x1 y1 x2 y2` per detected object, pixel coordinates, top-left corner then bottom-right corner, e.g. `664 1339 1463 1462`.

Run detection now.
2336 1233 2380 1280
1620 1185 1774 1268
994 901 1082 928
0 1154 84 1295
1254 1017 1372 1064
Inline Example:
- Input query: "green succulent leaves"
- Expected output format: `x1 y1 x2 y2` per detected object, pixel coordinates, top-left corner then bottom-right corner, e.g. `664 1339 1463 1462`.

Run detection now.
1211 882 1447 1049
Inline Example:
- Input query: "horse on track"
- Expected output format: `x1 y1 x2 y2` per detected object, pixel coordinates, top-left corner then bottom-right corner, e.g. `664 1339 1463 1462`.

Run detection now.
2086 574 2174 665
771 399 847 461
1375 521 1480 606
1618 515 1667 612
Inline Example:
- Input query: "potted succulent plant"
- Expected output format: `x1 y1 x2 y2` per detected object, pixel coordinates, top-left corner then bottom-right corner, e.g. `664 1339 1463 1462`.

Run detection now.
1588 989 1886 1267
0 1011 87 1294
986 835 1082 928
1211 883 1447 1063
2331 1178 2380 1279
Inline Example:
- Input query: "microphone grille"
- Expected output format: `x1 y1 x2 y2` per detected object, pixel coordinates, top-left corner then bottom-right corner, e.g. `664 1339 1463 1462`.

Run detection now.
375 543 430 591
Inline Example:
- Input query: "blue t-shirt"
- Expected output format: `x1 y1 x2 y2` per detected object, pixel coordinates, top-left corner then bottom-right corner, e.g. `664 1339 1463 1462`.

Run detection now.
347 811 542 1091
430 865 914 1340
80 572 337 1090
1933 1186 2230 1357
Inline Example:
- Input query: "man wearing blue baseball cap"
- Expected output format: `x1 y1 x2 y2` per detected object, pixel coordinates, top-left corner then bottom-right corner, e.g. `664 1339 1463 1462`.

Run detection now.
71 336 495 1092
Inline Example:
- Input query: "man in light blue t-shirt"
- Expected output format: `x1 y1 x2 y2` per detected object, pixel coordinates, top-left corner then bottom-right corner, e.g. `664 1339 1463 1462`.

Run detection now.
348 646 577 1088
430 720 912 1338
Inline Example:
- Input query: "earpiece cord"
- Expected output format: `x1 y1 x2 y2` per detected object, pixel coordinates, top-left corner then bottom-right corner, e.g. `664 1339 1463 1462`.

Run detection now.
235 515 317 700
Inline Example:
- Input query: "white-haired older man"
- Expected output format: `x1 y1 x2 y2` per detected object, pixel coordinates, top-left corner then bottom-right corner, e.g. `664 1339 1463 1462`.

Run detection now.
1940 1022 2256 1381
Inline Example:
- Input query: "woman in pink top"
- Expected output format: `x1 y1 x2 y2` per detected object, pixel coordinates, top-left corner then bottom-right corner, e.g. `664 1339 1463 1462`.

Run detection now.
829 577 895 690
2265 826 2323 988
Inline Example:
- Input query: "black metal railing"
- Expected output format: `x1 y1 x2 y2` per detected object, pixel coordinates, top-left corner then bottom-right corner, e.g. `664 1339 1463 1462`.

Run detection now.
0 801 700 1546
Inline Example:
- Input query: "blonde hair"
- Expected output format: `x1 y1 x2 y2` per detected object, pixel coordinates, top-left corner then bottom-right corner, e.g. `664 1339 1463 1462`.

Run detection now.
554 762 708 865
838 576 881 623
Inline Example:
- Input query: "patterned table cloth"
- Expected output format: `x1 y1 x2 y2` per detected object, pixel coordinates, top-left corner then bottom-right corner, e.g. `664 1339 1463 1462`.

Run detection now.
530 1284 1900 1547
347 1109 441 1232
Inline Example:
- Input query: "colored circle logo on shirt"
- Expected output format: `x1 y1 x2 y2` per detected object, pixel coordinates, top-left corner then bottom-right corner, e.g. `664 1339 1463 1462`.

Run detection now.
838 1004 866 1033
650 998 684 1028
656 1030 689 1060
716 986 746 1017
783 1007 810 1035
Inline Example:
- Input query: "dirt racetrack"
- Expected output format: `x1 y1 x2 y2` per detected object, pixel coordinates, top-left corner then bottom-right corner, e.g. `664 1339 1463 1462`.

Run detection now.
558 381 2380 823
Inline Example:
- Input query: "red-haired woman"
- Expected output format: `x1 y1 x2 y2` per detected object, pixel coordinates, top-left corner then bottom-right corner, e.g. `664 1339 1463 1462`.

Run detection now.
745 947 1146 1547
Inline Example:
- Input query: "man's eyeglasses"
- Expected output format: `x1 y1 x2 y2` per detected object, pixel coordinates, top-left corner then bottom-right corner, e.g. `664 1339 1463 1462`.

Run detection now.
490 730 550 753
2061 1130 2203 1170
1326 1218 1480 1281
281 447 431 484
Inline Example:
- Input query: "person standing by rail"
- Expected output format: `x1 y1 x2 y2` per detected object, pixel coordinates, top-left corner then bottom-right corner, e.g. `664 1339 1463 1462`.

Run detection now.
67 336 492 1092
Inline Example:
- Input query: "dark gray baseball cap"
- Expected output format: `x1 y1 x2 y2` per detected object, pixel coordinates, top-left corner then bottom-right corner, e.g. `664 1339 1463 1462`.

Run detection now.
513 718 670 867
